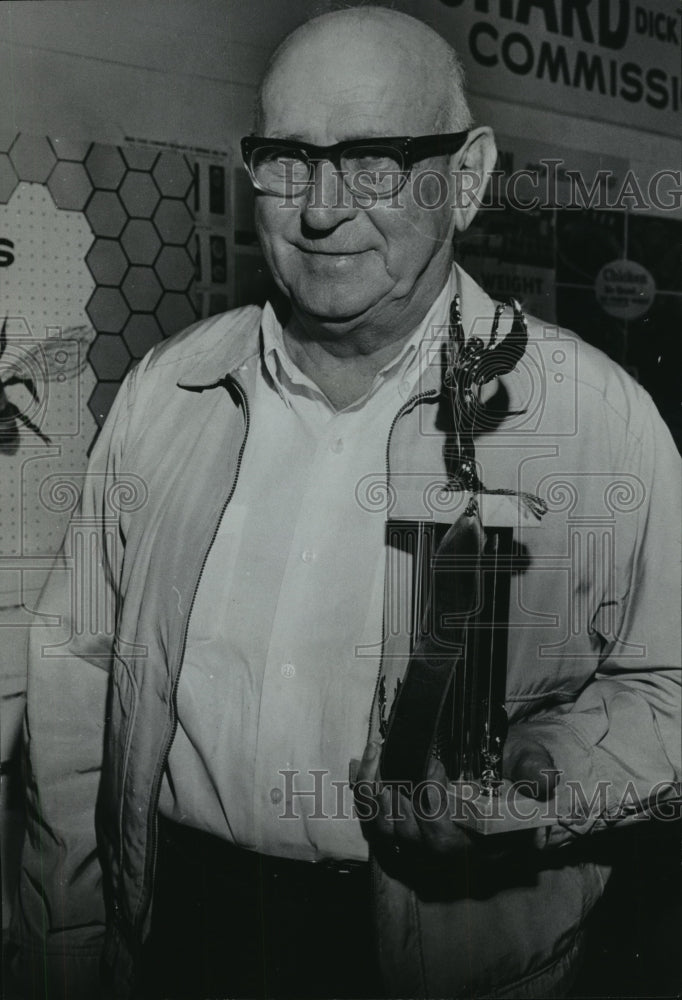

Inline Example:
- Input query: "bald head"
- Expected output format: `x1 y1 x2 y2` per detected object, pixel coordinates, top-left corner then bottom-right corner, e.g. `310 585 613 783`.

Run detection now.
247 4 495 343
254 6 472 136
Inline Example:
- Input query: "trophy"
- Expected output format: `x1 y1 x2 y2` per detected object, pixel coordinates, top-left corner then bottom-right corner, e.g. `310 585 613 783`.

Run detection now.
379 298 552 834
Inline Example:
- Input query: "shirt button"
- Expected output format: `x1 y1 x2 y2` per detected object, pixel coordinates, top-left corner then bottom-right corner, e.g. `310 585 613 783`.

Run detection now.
301 550 317 564
399 379 412 399
330 437 344 454
281 662 296 678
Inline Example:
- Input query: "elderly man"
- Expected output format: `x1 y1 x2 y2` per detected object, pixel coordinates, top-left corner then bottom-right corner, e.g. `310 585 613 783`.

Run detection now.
10 7 681 1000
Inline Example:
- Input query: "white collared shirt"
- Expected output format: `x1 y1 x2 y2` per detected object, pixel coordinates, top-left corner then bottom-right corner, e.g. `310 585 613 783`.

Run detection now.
159 274 455 861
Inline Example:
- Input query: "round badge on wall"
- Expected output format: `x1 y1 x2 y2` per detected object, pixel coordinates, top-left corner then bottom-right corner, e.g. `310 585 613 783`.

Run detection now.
595 259 656 320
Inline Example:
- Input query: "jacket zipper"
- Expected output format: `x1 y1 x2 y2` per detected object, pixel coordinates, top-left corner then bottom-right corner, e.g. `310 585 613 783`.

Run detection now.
132 375 251 938
366 388 438 985
364 389 439 751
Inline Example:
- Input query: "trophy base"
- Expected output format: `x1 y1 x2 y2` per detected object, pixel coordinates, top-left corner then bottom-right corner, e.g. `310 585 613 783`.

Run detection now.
447 779 558 835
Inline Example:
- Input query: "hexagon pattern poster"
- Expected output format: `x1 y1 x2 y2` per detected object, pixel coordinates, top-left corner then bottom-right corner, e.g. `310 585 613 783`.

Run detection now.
0 134 228 604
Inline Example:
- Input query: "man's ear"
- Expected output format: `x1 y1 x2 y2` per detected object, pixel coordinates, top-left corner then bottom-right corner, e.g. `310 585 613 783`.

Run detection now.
451 126 497 233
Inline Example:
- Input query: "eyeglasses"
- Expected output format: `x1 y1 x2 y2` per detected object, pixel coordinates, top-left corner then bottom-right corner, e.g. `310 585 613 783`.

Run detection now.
240 131 470 199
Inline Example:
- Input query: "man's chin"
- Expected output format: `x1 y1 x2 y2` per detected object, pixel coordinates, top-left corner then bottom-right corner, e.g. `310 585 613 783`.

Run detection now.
290 284 386 328
295 302 380 330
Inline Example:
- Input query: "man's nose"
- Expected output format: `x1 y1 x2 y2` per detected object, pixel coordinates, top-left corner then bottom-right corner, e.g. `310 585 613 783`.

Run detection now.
300 159 358 229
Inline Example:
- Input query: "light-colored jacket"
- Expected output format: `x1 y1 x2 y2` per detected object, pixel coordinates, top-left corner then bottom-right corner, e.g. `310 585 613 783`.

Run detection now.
11 268 681 998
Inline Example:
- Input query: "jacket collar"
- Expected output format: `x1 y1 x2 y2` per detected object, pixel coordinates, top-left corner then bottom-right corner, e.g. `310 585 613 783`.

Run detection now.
175 263 500 391
175 305 264 388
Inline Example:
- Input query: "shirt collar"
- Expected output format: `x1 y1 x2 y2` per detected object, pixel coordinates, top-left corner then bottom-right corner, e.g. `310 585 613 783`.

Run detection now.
176 264 499 391
260 270 457 409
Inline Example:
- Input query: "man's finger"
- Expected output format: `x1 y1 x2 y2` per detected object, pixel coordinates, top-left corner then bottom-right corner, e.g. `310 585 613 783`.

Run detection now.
507 748 559 801
373 785 396 840
356 740 382 783
391 789 422 847
411 756 473 855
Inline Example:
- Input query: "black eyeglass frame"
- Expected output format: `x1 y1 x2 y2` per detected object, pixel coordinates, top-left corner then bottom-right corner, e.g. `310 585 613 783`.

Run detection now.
240 131 471 196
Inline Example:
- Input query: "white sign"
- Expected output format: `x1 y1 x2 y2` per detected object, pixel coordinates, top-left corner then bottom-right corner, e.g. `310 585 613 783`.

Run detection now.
595 258 656 319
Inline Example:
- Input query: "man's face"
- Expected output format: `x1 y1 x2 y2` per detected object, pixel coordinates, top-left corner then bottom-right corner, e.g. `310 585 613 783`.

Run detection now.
254 32 458 331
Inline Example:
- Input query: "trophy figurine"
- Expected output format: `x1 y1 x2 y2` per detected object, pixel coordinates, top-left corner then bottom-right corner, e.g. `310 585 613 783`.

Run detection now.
379 298 553 834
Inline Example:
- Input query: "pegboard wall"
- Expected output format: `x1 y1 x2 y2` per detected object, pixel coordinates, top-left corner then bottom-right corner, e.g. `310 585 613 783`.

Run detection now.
0 132 231 604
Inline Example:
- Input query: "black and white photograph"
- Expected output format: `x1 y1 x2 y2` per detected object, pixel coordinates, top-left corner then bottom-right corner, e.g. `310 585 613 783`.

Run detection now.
0 2 680 998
